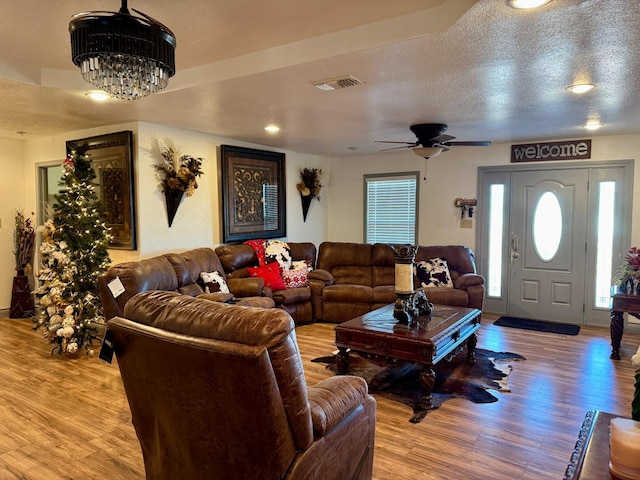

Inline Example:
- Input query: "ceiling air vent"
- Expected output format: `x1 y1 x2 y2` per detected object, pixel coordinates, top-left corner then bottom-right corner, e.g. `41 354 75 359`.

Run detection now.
313 76 363 91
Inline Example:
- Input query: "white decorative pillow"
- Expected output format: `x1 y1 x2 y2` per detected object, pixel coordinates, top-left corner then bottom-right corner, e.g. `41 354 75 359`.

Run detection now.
414 258 454 288
292 260 313 272
265 240 292 270
199 271 230 294
281 264 309 288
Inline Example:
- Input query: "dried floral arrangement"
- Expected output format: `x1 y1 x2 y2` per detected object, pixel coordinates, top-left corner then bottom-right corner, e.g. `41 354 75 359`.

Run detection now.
296 168 323 200
154 147 204 196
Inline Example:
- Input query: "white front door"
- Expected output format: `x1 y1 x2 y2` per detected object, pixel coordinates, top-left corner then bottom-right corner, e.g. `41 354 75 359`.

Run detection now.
477 160 633 327
508 170 588 323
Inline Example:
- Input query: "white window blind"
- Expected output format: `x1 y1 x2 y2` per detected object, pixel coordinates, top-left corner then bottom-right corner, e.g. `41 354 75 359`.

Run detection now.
364 172 418 244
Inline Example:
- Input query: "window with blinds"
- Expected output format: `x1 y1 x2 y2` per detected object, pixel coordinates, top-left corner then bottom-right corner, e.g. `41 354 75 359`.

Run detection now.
364 172 419 244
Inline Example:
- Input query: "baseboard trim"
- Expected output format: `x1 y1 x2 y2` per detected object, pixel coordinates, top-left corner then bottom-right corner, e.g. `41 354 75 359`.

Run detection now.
0 308 9 318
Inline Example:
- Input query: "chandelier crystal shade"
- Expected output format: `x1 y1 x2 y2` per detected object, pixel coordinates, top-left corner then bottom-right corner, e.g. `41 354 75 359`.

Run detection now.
69 1 176 100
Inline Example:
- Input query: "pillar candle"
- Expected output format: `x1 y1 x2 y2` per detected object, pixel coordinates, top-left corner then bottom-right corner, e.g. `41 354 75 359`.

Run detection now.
395 263 414 294
610 417 640 480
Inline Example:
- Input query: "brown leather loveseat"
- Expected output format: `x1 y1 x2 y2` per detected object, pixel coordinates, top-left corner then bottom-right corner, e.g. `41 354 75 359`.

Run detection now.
108 291 376 480
311 242 484 323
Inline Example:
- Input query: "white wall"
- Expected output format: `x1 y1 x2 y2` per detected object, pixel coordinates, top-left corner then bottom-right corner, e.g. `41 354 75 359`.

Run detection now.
0 138 27 311
136 122 329 255
327 134 640 250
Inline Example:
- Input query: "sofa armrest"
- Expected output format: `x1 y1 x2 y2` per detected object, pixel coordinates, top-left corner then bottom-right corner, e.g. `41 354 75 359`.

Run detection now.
308 268 334 285
454 273 485 290
308 375 369 436
197 292 234 303
227 277 267 297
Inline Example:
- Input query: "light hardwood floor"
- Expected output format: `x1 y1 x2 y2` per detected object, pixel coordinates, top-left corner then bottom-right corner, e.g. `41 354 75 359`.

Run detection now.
0 313 638 479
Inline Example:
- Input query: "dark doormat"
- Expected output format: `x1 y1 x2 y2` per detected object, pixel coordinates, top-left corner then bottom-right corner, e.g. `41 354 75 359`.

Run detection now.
493 316 580 336
312 348 525 423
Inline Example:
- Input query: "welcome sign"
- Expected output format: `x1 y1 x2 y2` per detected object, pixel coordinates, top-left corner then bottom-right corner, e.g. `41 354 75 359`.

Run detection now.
511 139 591 163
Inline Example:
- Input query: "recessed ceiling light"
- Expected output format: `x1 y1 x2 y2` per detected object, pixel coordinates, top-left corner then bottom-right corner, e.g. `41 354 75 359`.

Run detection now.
85 91 110 102
567 84 595 94
583 122 602 131
264 125 280 133
508 0 553 9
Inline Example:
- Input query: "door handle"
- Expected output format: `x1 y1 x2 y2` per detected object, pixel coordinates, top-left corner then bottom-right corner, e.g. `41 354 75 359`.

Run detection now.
511 234 520 262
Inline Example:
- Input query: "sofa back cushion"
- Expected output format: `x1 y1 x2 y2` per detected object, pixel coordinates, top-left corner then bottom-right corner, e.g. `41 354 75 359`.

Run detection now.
316 242 373 287
165 248 225 295
371 243 397 287
416 245 477 283
98 255 179 320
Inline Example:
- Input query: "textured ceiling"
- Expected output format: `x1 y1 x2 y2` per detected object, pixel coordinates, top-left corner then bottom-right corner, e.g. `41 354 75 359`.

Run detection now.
0 0 638 156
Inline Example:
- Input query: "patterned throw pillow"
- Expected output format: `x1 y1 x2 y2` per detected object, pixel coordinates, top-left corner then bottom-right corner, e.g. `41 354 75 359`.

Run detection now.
247 263 287 291
414 257 454 288
281 264 309 288
292 259 313 272
265 240 292 271
199 271 230 293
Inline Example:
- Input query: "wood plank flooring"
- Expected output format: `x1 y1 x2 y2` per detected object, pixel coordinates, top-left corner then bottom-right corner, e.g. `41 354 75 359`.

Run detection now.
0 314 638 479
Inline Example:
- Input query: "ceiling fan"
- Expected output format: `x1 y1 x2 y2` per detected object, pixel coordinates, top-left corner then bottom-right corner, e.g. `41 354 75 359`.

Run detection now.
376 123 491 159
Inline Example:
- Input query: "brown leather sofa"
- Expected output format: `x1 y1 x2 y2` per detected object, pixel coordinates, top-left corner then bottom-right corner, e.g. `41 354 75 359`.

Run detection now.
215 242 317 324
98 247 274 321
108 291 376 480
311 242 485 323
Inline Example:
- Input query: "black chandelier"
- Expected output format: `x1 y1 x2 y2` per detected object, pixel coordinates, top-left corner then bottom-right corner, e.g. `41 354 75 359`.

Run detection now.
69 0 176 100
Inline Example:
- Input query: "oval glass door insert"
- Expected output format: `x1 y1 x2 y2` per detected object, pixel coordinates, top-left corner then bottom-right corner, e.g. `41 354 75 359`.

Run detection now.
533 191 562 261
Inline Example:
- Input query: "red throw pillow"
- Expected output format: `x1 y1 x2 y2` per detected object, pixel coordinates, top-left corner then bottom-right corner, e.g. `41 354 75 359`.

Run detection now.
247 263 287 291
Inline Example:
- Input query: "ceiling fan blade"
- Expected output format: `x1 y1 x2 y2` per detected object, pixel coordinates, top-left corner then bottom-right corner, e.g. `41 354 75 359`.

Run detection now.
431 134 456 144
374 140 417 145
379 145 413 152
442 141 492 147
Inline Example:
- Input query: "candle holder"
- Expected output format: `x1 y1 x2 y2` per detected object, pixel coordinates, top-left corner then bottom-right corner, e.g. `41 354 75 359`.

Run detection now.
391 244 418 324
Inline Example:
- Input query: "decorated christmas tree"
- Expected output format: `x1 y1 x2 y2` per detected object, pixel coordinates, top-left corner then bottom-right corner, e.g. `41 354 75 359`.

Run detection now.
33 143 112 355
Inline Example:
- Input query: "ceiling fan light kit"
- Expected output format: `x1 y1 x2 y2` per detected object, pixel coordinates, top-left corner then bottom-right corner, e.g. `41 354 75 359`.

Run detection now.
69 0 176 100
413 147 443 159
376 123 491 158
566 83 595 94
508 0 553 9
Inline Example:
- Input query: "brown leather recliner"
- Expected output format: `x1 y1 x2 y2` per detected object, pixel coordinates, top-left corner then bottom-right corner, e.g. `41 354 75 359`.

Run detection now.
108 291 376 480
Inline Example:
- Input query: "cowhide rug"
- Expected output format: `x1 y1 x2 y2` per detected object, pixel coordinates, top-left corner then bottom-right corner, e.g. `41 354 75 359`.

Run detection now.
312 348 525 423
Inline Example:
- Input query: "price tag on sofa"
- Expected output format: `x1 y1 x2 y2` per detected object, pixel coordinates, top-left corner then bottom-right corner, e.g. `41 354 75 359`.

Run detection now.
107 276 125 298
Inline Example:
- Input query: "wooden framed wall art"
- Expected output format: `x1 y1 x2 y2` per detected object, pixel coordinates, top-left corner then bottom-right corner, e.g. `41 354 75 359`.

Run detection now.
220 145 286 243
66 131 136 250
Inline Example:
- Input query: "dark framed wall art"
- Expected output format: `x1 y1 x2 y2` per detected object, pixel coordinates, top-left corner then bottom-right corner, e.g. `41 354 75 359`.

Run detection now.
220 145 286 243
66 130 136 250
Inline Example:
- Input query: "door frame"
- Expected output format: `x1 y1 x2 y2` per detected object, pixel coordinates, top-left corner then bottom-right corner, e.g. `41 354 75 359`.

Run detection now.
475 159 634 326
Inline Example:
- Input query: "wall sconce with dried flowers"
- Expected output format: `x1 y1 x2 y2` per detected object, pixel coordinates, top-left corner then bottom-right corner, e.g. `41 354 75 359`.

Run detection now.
153 147 204 227
296 168 323 222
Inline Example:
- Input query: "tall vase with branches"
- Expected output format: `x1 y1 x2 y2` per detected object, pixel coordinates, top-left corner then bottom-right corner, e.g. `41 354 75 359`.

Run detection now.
10 210 36 318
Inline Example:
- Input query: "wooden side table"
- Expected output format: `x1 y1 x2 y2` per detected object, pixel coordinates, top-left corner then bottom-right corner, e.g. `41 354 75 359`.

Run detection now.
610 293 640 360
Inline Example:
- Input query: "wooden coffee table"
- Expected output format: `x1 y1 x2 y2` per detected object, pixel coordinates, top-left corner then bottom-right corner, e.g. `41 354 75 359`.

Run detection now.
334 303 481 410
